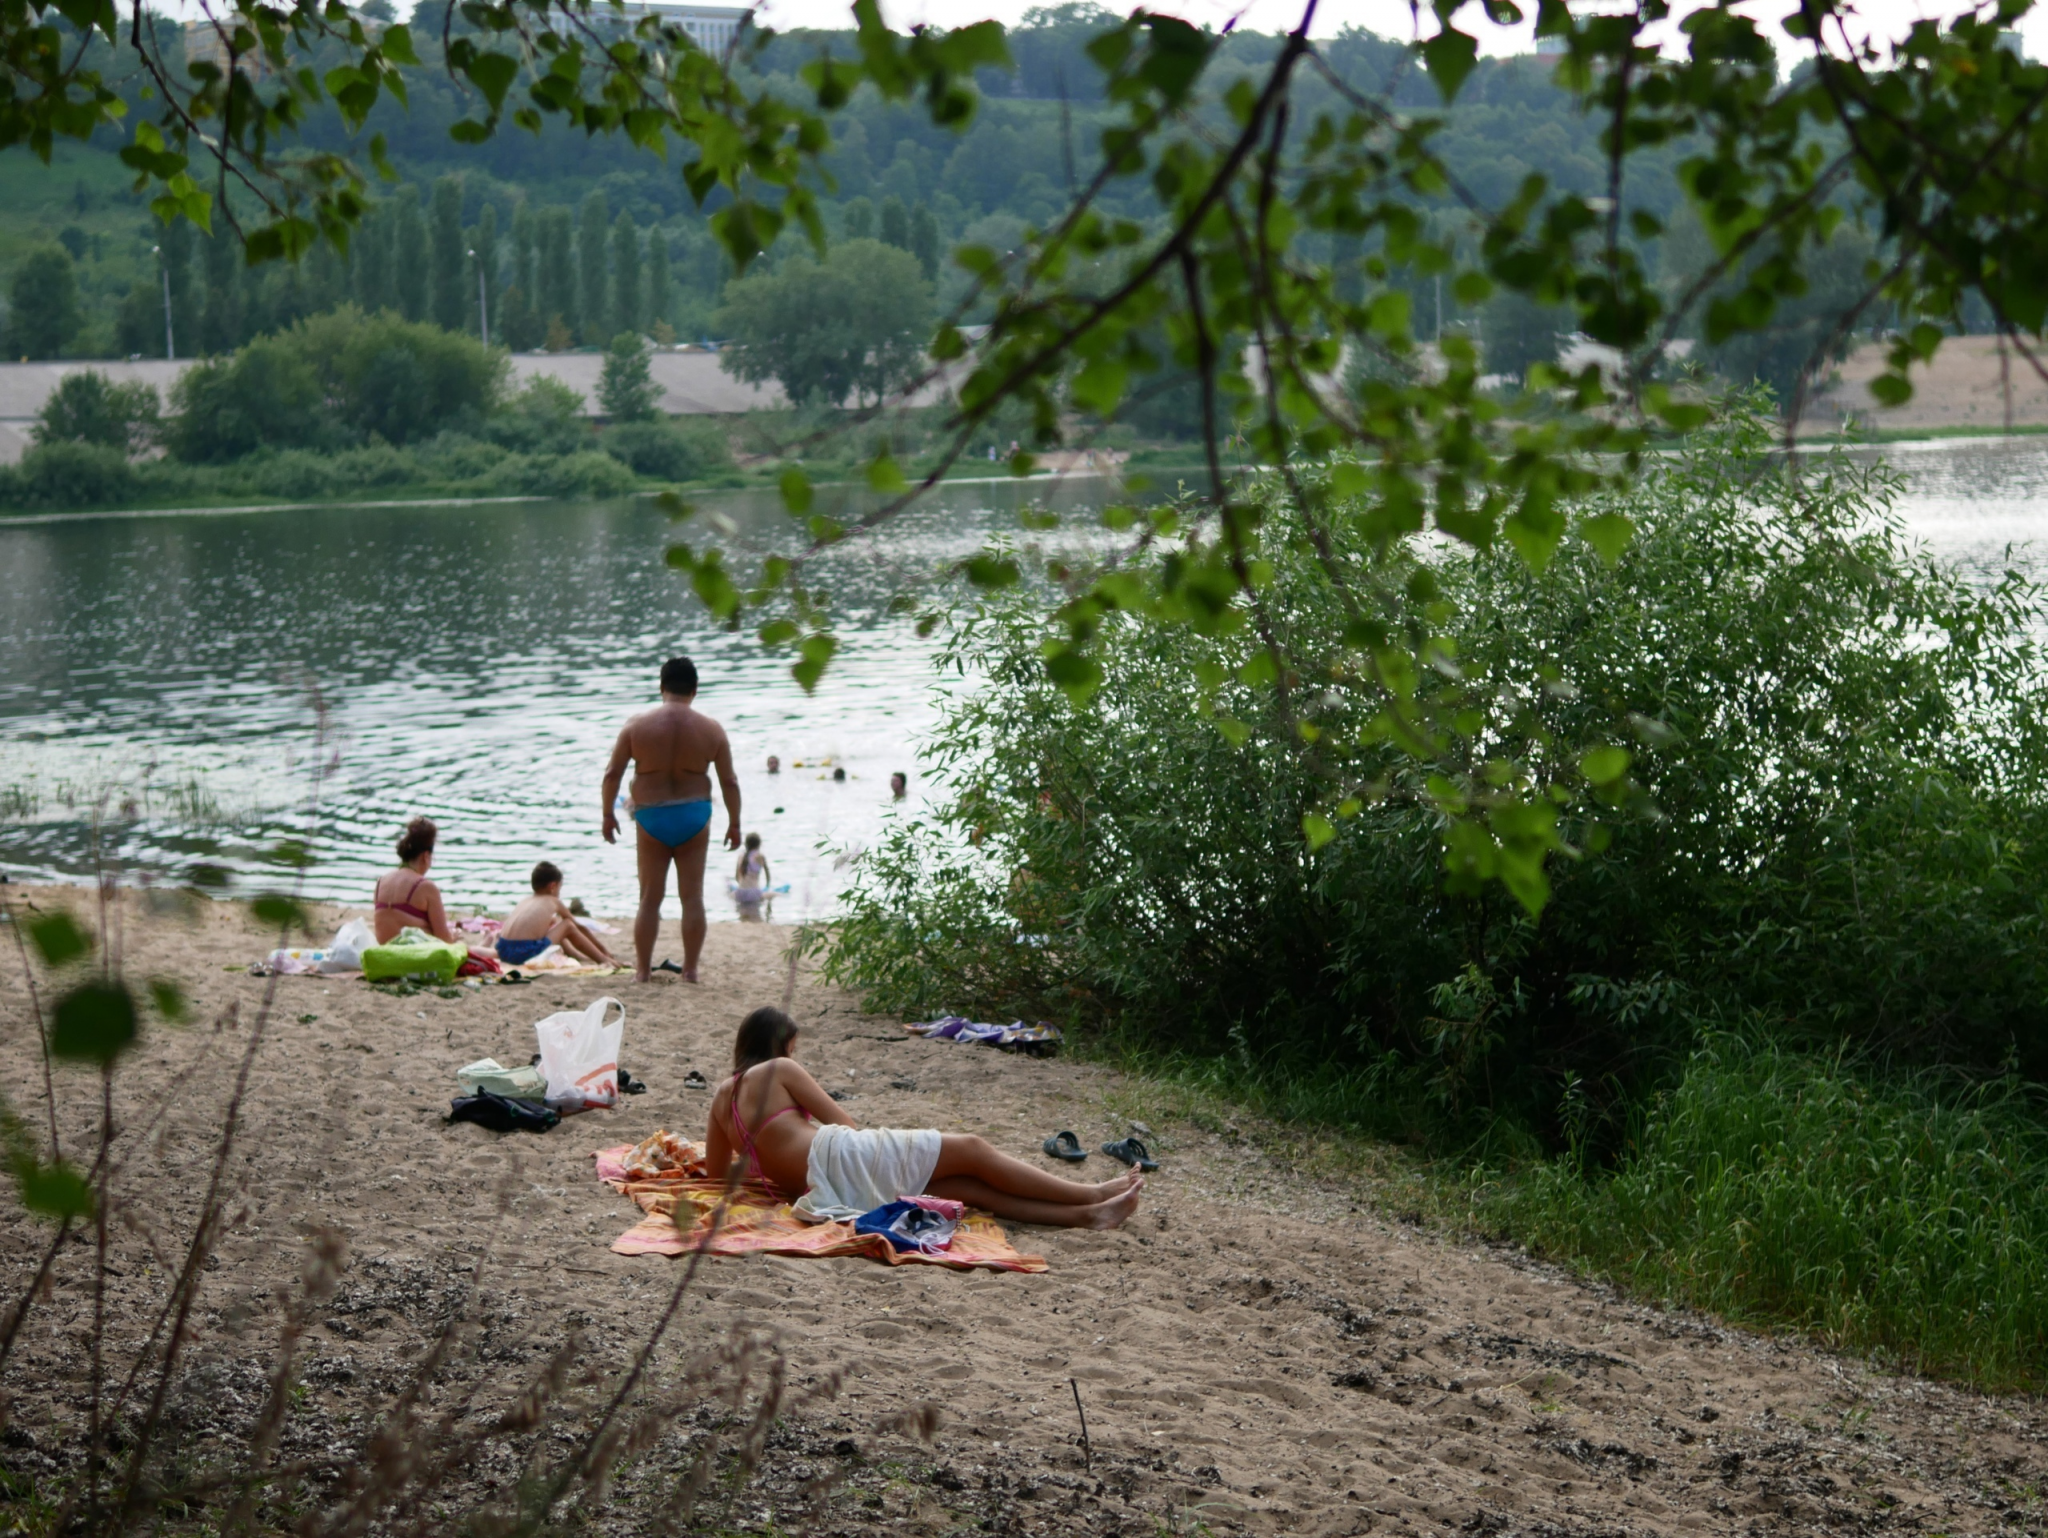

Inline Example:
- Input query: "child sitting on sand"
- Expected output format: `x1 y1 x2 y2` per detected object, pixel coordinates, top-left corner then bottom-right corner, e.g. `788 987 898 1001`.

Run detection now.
497 862 620 968
704 1007 1142 1228
732 832 771 902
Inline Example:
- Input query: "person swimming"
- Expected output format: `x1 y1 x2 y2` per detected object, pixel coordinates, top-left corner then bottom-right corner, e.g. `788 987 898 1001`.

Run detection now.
497 861 619 968
601 656 740 983
703 1007 1143 1229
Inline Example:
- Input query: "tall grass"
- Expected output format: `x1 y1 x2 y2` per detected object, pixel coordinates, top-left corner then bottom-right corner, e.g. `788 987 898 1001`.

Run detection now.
1484 1036 2048 1390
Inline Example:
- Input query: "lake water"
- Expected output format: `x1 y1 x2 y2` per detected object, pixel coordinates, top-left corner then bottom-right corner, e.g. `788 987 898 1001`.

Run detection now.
2 437 2044 923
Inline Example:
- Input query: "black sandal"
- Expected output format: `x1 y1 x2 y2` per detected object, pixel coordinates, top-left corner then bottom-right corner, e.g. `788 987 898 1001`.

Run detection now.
1100 1136 1158 1172
683 1069 709 1090
653 959 686 975
1042 1130 1087 1162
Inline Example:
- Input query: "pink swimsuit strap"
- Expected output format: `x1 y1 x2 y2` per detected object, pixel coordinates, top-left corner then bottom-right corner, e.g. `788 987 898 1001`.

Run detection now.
375 871 432 921
727 1067 809 1196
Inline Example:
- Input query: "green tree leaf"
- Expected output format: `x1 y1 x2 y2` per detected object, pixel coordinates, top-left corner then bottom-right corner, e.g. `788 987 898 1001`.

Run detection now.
26 911 91 968
50 980 138 1066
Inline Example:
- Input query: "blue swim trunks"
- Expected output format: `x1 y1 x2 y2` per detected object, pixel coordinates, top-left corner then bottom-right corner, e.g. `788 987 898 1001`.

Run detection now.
632 798 713 848
496 936 551 966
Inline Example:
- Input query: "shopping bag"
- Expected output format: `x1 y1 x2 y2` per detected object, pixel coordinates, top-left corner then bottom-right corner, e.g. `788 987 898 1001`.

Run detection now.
534 996 624 1112
322 918 374 974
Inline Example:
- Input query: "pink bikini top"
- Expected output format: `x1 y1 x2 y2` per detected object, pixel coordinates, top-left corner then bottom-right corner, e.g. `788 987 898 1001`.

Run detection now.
726 1066 811 1196
375 871 432 923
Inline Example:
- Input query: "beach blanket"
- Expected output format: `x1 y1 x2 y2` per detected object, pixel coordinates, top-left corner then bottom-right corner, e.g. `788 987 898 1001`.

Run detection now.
592 1136 1046 1273
501 945 623 976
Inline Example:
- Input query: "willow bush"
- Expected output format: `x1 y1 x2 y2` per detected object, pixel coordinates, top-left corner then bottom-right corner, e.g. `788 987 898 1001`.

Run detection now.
822 414 2048 1132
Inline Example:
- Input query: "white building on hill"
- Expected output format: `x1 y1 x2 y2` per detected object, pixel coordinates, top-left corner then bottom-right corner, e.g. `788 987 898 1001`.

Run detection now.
611 3 749 55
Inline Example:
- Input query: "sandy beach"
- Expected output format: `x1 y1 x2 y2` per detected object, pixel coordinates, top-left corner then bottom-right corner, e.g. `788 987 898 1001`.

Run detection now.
1 884 2043 1536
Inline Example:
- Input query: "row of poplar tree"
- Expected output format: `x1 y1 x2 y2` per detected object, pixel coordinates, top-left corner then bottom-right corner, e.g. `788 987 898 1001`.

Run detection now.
119 181 692 360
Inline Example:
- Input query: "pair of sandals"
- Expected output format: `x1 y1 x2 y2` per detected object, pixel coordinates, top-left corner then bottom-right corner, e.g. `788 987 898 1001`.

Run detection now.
1043 1130 1158 1172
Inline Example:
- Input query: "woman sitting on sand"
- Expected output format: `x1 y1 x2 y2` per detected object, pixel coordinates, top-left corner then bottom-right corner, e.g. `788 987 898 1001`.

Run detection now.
704 1007 1142 1229
372 818 486 953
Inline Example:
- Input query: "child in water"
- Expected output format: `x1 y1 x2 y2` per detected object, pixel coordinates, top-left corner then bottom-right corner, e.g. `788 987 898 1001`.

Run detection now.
497 862 620 968
732 833 771 903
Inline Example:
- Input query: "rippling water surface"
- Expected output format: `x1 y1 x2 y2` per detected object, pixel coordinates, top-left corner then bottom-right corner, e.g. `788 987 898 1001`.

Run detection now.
0 478 1107 922
2 438 2044 922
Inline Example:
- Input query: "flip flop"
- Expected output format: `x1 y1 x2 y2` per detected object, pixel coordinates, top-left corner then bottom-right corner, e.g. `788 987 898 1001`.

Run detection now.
683 1070 709 1090
1100 1136 1158 1172
1042 1130 1087 1162
653 959 685 975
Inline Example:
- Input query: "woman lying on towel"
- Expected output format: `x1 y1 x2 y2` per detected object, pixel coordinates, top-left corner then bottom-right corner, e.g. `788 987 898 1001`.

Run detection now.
705 1007 1143 1229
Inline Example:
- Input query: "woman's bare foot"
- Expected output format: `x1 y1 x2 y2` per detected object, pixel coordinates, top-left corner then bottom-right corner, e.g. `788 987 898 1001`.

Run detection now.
1080 1176 1144 1230
1090 1169 1143 1197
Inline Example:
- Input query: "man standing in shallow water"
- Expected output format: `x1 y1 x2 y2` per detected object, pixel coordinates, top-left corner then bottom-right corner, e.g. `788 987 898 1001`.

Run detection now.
602 656 740 983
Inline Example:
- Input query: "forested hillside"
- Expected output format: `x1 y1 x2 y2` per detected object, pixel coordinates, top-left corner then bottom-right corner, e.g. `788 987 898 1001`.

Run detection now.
0 4 1724 369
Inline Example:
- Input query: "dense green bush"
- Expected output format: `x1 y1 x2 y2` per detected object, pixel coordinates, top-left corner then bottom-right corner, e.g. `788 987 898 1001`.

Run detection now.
291 308 505 445
822 416 2048 1116
1485 1037 2048 1388
167 337 331 463
415 432 505 483
484 376 589 457
34 370 161 454
487 449 638 499
601 418 726 481
0 441 138 509
166 309 503 463
241 448 333 500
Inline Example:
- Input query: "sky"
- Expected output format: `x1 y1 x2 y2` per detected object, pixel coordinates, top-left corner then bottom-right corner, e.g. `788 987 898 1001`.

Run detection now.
739 0 2046 60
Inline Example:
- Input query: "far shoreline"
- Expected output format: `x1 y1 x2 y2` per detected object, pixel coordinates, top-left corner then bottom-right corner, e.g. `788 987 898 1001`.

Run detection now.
0 463 1165 528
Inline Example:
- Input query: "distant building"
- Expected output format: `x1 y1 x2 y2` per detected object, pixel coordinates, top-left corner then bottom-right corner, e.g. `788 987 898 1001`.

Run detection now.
612 3 749 55
182 19 263 76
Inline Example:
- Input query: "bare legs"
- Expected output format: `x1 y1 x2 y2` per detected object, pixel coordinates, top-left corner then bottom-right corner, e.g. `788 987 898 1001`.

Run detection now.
631 824 710 983
547 914 617 967
925 1135 1143 1229
675 828 710 981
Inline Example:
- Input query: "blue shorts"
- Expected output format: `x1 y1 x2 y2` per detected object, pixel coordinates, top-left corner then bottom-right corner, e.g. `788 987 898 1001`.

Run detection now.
633 798 713 848
496 936 551 966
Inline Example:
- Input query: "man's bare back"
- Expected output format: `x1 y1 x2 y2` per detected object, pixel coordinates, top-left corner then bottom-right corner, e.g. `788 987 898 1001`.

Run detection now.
614 701 727 809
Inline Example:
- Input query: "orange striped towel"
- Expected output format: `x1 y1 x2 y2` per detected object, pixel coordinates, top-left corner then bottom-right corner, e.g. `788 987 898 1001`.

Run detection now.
593 1139 1047 1273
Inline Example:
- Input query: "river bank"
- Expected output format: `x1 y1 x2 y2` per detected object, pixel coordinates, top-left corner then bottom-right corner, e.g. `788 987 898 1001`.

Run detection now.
2 884 2044 1536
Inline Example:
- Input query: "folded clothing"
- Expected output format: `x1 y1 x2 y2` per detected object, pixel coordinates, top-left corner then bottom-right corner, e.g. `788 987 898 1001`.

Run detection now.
496 936 552 966
792 1124 942 1223
855 1196 965 1254
448 1089 558 1134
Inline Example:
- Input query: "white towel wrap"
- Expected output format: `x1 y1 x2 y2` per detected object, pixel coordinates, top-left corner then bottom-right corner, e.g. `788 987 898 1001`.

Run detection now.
792 1124 943 1223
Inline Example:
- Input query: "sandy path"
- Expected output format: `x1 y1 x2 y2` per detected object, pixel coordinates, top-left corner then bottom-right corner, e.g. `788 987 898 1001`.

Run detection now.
1 886 2043 1536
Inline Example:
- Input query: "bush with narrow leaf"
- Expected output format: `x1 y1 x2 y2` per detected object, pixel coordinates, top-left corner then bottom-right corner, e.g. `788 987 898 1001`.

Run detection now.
821 413 2048 1121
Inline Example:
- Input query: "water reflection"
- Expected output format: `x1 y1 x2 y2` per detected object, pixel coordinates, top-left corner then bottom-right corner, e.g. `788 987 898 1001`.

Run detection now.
1 441 2042 919
0 477 1107 921
1832 434 2048 584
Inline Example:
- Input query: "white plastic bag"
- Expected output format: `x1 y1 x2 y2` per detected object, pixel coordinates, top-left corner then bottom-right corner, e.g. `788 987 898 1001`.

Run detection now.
534 996 624 1112
322 918 375 974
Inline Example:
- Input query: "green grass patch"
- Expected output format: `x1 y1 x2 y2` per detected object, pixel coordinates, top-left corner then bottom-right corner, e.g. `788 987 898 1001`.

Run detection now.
1477 1037 2048 1391
1061 1025 2048 1392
